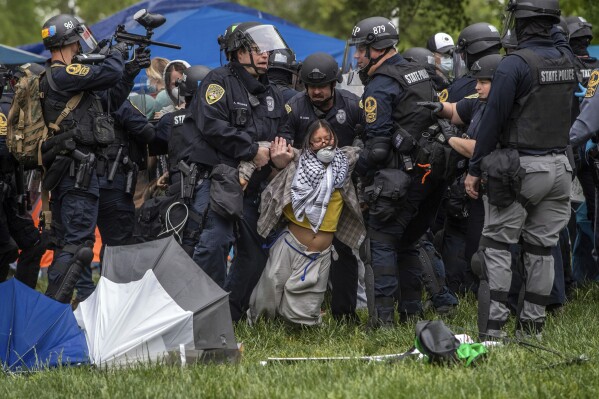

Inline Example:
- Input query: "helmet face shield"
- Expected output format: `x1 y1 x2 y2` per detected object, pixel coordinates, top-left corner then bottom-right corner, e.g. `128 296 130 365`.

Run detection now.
502 8 517 46
76 23 98 52
342 41 367 84
244 25 288 54
452 51 468 80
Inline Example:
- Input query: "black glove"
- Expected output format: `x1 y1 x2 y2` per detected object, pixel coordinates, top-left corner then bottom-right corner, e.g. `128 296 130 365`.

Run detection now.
110 41 129 60
417 101 443 113
437 119 459 141
125 47 151 77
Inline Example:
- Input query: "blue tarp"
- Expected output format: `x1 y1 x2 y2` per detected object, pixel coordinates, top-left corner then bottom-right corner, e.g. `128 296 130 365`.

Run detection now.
20 0 346 69
0 44 46 65
0 279 88 372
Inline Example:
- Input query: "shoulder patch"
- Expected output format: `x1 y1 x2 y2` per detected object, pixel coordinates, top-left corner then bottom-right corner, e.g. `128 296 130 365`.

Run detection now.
285 103 292 114
65 64 90 76
464 93 480 99
438 89 448 102
364 96 377 123
585 70 599 98
205 83 225 105
0 112 7 135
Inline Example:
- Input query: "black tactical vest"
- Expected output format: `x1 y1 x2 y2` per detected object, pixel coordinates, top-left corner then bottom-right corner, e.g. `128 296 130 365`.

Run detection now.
500 49 576 150
574 56 599 87
40 73 101 148
167 108 190 173
372 61 437 141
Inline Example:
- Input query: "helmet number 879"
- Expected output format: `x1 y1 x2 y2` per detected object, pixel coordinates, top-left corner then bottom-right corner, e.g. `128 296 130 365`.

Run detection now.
372 25 386 35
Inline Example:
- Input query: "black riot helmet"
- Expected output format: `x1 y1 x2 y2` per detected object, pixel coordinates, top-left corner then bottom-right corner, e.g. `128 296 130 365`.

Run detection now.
268 48 299 74
566 16 593 40
217 22 288 61
177 65 212 99
41 14 97 51
300 52 342 86
505 0 561 22
349 17 399 50
454 22 501 78
343 17 399 84
402 47 435 67
456 23 501 56
470 54 503 80
502 0 561 47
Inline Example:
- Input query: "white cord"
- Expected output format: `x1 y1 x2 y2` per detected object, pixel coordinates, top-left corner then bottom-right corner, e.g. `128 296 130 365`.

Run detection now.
158 201 189 243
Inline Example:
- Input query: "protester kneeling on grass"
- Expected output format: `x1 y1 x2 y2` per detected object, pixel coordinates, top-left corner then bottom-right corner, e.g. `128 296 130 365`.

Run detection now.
247 119 365 325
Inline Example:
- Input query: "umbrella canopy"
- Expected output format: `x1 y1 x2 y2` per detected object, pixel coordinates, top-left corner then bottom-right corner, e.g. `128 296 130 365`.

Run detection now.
0 279 89 372
0 44 46 65
75 236 237 366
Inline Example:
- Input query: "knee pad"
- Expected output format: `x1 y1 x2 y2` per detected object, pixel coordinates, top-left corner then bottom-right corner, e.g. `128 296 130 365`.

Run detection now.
46 243 93 303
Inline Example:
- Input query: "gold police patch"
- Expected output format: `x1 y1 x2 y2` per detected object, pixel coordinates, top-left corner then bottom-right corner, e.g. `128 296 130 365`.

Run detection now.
206 83 225 105
0 112 7 136
66 64 90 76
364 96 377 123
358 99 363 109
586 70 599 98
285 104 292 114
438 89 448 102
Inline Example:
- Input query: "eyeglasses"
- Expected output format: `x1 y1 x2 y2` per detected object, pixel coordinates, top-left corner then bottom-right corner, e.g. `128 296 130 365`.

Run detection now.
310 137 332 146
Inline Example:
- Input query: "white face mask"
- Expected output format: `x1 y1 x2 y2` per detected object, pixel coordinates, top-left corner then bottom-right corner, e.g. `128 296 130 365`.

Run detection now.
439 56 453 73
316 146 335 163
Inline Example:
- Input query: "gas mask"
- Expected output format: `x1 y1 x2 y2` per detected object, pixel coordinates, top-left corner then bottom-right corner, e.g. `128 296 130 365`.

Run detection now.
316 146 335 164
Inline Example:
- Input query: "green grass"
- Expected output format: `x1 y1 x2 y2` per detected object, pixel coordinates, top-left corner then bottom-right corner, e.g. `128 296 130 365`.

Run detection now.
2 283 599 399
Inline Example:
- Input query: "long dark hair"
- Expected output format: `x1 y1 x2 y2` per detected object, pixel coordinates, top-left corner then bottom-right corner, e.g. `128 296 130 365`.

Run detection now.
302 119 339 152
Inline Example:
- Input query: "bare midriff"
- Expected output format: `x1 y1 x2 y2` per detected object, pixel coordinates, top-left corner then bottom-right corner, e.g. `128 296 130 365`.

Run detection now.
288 223 334 252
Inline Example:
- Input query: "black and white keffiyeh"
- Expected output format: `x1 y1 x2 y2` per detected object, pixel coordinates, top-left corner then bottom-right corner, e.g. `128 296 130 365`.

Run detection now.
290 148 348 232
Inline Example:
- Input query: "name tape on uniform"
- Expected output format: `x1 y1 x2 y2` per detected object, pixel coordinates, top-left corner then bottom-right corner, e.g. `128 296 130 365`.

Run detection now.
403 69 429 86
538 68 576 84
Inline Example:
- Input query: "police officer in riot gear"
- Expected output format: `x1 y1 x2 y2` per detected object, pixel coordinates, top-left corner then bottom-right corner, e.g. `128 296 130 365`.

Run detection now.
267 48 300 103
177 22 289 321
73 99 156 306
420 54 503 294
444 22 502 102
283 52 363 147
281 51 364 320
39 14 149 303
465 0 576 339
566 16 599 86
0 72 46 289
345 16 449 325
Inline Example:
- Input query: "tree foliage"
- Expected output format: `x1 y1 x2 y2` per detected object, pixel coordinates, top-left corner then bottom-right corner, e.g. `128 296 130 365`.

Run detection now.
1 0 598 48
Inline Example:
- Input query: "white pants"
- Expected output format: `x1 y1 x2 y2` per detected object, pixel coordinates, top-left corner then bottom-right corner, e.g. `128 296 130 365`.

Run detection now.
248 228 333 325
